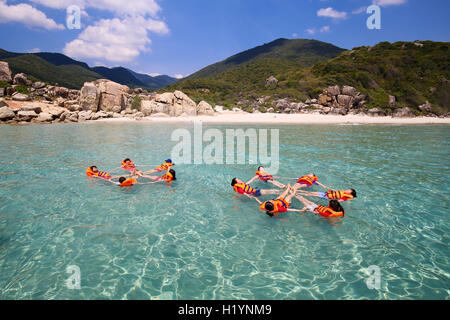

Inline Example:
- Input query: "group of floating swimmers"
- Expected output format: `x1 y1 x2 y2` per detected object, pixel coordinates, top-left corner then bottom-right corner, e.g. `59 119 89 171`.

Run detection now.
231 167 357 219
86 158 176 187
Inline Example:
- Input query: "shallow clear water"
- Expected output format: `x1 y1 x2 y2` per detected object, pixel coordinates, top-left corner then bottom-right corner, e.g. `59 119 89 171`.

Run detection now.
0 122 449 300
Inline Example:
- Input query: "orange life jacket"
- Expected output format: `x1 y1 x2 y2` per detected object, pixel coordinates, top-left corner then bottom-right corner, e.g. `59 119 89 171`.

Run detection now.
326 190 354 201
86 167 110 179
157 162 173 171
259 197 290 213
233 182 257 195
315 205 345 217
121 160 135 171
119 178 137 187
162 171 174 182
297 175 318 185
255 171 273 181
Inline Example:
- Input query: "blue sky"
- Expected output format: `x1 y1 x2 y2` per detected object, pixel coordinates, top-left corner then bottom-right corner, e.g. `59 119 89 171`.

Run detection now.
0 0 449 78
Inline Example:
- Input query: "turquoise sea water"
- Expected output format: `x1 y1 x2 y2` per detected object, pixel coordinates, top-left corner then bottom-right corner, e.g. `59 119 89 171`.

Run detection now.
0 122 449 300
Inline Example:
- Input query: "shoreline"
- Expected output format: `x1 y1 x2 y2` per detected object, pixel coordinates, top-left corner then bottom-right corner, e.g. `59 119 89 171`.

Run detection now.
93 112 450 125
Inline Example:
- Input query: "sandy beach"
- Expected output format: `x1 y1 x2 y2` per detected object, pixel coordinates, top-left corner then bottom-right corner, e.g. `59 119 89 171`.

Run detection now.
94 111 450 125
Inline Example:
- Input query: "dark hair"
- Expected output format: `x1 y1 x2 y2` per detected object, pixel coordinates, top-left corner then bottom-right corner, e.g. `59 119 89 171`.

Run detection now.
124 158 131 162
119 177 126 183
329 200 345 215
89 166 97 170
231 178 238 186
265 201 275 212
350 189 357 197
169 169 176 180
258 166 263 171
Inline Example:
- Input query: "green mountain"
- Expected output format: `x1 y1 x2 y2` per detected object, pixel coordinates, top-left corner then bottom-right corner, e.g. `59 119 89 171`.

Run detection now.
187 38 345 79
166 39 450 114
0 49 178 90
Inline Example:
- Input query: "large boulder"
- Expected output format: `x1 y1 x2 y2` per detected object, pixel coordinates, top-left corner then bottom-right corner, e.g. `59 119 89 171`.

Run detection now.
325 85 340 96
389 95 396 109
53 86 69 98
20 104 42 113
34 112 53 123
16 110 38 121
47 106 65 118
12 92 31 101
156 92 175 104
79 82 100 111
32 82 46 89
393 107 415 117
197 101 214 116
96 80 130 112
13 73 30 86
419 101 432 113
173 90 197 116
342 86 357 97
0 62 12 83
0 88 4 97
337 95 354 108
0 106 15 121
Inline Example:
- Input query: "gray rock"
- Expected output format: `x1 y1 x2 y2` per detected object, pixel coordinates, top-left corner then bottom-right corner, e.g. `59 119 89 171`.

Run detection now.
419 101 432 113
329 107 347 115
17 110 38 121
367 108 386 117
342 86 357 97
53 86 69 98
67 112 79 122
0 106 15 120
266 107 274 113
5 87 15 96
13 73 29 85
0 99 7 108
47 107 65 118
389 95 396 108
78 110 93 121
265 76 278 87
321 107 331 114
20 104 42 113
12 92 31 101
32 82 46 89
337 95 354 108
79 82 100 111
35 112 53 123
0 62 12 83
392 107 415 118
325 85 340 96
197 101 215 116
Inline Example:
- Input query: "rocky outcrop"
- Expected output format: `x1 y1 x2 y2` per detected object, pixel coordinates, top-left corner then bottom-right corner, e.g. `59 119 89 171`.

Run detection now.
0 62 12 83
139 90 198 117
13 73 32 86
12 92 31 101
392 107 415 117
79 79 129 112
197 101 214 116
265 76 278 87
0 106 15 120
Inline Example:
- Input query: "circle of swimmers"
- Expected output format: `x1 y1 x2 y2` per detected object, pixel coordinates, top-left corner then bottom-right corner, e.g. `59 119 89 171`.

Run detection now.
86 158 176 187
231 166 357 219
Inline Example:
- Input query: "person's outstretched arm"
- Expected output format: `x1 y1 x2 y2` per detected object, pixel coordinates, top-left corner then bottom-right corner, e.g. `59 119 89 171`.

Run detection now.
316 181 334 190
269 180 285 189
246 176 258 185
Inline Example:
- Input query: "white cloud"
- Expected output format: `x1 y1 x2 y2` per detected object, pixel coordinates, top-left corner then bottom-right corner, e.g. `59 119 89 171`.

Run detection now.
30 0 161 17
320 26 330 33
373 0 407 6
306 28 316 35
317 7 347 19
352 7 367 14
0 0 64 30
63 16 169 63
173 74 183 79
149 73 161 77
28 48 41 53
292 33 299 37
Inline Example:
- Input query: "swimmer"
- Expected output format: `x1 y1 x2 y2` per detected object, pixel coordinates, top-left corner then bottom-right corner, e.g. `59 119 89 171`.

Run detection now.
246 166 286 189
255 184 304 217
295 195 345 218
143 159 174 175
121 158 144 177
231 178 280 198
293 173 331 190
141 169 177 183
86 166 124 180
297 189 357 202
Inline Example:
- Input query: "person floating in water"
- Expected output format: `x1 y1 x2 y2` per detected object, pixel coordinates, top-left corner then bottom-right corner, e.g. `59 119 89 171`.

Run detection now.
297 188 357 202
246 166 286 188
86 166 125 180
293 173 331 190
121 158 144 177
231 178 280 198
144 159 174 175
255 184 304 217
295 195 345 218
142 169 177 183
